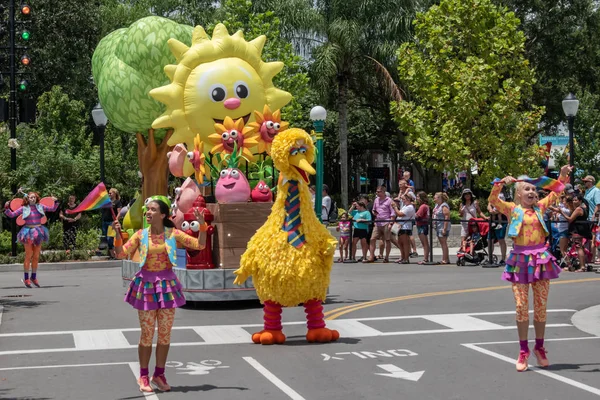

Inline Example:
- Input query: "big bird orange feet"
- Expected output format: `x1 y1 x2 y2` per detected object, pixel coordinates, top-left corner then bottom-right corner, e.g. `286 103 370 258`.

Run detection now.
306 328 340 343
252 330 287 345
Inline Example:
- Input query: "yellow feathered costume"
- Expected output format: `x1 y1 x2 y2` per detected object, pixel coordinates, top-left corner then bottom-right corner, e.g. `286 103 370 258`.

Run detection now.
234 128 339 345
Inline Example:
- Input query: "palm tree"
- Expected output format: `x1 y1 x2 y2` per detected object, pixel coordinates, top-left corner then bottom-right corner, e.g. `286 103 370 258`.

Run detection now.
253 0 431 207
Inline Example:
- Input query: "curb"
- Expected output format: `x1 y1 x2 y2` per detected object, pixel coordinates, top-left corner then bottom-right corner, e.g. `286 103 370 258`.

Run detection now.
0 305 3 331
571 305 600 337
0 260 122 273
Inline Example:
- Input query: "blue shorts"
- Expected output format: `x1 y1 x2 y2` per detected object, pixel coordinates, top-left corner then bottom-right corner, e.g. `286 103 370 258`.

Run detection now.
492 223 507 240
417 225 429 236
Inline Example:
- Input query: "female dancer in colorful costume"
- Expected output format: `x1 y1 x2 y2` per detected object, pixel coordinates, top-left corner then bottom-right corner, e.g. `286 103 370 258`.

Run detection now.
488 165 571 372
114 199 207 393
4 192 58 288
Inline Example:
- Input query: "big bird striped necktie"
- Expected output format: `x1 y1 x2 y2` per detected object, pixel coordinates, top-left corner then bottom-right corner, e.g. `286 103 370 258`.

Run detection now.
284 180 305 248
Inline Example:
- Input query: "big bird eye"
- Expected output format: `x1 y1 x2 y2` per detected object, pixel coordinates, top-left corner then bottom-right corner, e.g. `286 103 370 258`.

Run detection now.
220 170 228 178
190 221 200 232
290 148 299 156
209 84 227 102
299 146 307 154
186 152 194 160
266 121 274 129
221 132 230 141
273 122 281 130
181 221 190 230
234 81 249 99
229 130 239 139
230 170 240 179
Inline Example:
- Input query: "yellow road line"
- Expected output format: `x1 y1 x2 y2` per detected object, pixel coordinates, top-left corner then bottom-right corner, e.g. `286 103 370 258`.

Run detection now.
325 277 600 321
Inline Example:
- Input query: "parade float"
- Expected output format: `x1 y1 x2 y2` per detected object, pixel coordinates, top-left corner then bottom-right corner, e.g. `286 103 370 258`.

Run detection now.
92 17 292 300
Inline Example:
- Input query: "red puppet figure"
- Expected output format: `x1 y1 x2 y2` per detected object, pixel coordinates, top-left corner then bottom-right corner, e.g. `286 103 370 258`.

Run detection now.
181 196 214 269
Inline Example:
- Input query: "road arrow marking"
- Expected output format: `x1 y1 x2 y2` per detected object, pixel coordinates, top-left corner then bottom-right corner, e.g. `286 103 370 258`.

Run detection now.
374 364 424 381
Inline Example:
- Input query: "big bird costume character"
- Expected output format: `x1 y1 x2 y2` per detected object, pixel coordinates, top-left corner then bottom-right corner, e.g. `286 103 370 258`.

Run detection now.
234 128 340 345
150 24 291 176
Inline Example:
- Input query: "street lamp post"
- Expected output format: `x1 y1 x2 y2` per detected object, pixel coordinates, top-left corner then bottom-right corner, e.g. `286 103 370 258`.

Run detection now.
310 106 327 221
91 103 108 183
562 93 579 184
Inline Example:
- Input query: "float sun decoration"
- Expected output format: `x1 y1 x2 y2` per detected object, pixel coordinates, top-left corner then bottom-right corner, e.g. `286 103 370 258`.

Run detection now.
150 23 292 176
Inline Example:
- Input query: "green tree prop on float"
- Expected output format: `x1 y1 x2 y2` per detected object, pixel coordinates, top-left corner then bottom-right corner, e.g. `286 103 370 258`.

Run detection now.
392 0 545 187
91 16 193 201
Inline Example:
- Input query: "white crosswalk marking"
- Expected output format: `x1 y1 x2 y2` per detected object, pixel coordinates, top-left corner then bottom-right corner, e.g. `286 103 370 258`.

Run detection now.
0 309 575 356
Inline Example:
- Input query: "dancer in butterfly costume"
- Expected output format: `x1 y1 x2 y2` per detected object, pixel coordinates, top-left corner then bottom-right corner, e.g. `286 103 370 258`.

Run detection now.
4 192 58 288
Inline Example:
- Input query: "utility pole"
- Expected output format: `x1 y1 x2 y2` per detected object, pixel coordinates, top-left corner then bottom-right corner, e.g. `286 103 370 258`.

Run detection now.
2 1 31 256
9 0 17 257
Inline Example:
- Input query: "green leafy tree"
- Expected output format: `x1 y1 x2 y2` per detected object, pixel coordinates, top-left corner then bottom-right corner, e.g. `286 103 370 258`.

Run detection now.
252 0 427 207
494 0 600 131
392 0 545 187
0 87 97 200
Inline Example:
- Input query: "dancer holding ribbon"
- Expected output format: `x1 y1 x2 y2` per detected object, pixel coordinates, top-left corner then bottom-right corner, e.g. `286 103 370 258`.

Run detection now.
488 165 571 372
113 198 207 393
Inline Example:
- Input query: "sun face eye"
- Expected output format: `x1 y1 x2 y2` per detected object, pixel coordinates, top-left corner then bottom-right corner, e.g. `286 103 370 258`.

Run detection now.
266 121 274 129
186 152 194 160
274 122 281 130
234 81 249 99
229 130 238 139
209 84 227 102
289 148 299 156
220 170 228 178
230 170 240 179
299 146 307 154
190 221 200 232
181 221 190 230
221 132 230 141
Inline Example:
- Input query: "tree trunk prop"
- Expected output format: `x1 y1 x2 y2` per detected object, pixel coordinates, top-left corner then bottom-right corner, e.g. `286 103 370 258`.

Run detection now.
137 129 173 200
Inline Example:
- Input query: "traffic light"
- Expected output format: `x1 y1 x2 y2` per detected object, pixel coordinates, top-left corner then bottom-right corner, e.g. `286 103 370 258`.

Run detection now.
21 4 31 16
20 30 30 41
18 80 28 91
20 54 30 65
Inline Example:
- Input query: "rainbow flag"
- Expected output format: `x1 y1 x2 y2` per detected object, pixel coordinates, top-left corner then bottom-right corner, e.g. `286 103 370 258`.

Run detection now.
521 176 565 193
492 176 564 193
66 183 112 214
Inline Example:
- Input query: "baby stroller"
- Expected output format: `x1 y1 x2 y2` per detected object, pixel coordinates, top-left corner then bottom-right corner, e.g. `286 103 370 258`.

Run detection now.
457 219 494 266
556 233 593 272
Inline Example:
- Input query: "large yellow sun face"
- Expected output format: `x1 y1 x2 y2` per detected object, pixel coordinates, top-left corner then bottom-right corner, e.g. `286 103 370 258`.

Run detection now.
150 24 292 178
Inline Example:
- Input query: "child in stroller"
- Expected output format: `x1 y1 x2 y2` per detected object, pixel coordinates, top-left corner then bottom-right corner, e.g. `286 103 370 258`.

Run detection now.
457 219 493 266
554 233 593 272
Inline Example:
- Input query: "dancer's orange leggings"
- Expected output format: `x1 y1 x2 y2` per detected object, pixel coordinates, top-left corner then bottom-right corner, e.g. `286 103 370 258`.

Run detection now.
138 308 176 346
512 280 550 323
23 243 41 270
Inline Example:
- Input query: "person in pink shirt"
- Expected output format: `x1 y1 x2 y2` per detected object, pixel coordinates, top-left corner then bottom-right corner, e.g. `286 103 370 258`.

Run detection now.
4 192 59 288
366 186 395 263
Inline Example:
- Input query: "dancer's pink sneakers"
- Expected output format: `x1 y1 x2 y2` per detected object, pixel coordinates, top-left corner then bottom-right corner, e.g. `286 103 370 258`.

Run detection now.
137 376 153 392
22 279 31 288
151 374 171 391
31 279 40 287
533 347 550 368
516 350 530 372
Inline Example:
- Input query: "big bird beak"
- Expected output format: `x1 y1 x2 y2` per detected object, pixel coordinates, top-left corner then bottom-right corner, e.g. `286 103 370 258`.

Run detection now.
289 154 316 183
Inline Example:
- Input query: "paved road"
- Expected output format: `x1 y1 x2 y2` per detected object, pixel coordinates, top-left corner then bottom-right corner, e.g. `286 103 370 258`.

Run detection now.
1 264 600 400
